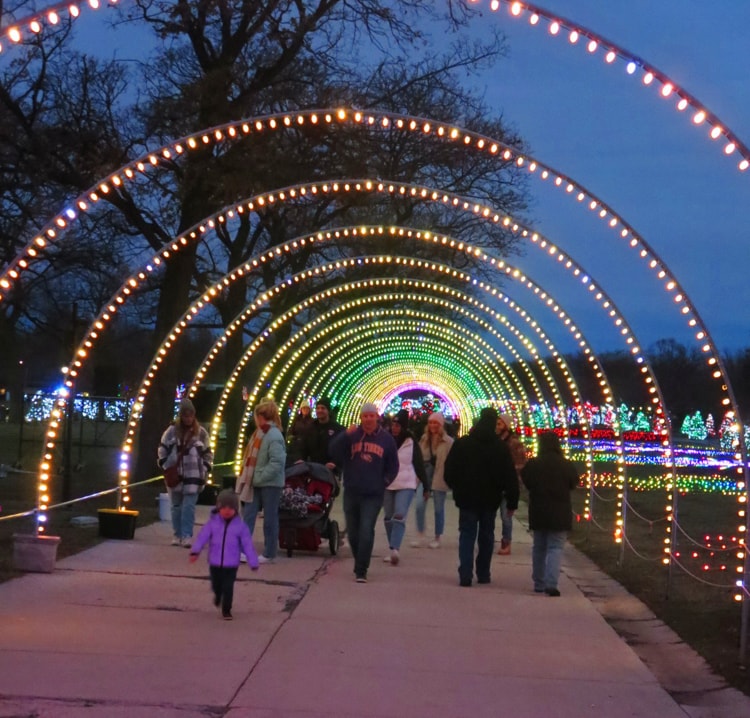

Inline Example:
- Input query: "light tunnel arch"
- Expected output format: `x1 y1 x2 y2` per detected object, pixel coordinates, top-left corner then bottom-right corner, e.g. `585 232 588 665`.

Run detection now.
271 330 510 432
280 332 520 432
263 320 526 435
248 291 547 420
0 105 741 430
33 169 688 552
17 117 740 572
0 105 740 428
263 301 539 424
41 207 651 527
199 281 571 477
182 256 597 482
118 248 606 462
265 314 524 413
197 279 571 476
196 271 566 449
126 249 624 528
4 16 744 632
123 175 685 502
14 110 744 496
197 281 556 451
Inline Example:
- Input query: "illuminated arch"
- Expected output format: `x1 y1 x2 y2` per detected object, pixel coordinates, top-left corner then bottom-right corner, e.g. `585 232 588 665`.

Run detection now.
264 319 526 433
16 112 742 599
4 11 743 629
116 250 623 524
16 113 739 534
276 330 507 430
284 334 512 430
264 303 539 422
196 275 564 450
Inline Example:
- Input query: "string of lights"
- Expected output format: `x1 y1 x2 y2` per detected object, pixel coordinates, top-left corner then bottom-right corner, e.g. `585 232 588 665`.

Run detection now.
8 106 743 608
0 0 117 54
488 0 750 171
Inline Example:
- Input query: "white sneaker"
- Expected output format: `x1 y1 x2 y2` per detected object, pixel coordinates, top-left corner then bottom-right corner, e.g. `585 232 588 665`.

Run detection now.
410 535 425 548
383 554 393 563
428 539 441 549
258 555 274 564
171 537 181 546
239 553 247 563
390 549 400 566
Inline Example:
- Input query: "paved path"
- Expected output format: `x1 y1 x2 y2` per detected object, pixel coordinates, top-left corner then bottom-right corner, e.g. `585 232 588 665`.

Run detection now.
1 499 748 717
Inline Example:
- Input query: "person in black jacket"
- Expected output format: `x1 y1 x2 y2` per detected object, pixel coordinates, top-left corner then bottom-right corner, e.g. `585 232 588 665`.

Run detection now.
300 397 344 470
444 407 518 587
521 431 580 597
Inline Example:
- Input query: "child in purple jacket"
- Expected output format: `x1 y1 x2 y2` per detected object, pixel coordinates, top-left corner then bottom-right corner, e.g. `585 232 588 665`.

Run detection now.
189 489 259 620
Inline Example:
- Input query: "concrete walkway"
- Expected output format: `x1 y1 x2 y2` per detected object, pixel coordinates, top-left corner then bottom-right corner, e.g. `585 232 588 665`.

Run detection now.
1 499 748 718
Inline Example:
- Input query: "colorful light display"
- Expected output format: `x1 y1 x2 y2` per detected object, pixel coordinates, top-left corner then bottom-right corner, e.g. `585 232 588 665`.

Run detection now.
0 104 739 606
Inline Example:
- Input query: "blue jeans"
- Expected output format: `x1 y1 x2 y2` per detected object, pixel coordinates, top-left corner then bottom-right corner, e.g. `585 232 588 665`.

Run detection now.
243 485 282 559
383 488 415 551
414 489 447 537
457 507 496 585
343 490 383 578
532 530 567 591
499 498 513 544
169 488 199 540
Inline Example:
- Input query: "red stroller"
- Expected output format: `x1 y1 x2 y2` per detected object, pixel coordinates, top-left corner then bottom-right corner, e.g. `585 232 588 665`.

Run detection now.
279 461 340 557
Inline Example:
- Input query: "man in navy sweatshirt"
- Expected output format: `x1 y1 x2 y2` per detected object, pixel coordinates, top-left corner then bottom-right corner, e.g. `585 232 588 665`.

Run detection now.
330 402 399 583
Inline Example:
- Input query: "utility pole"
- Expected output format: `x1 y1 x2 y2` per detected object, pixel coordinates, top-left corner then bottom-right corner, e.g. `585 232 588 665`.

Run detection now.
14 359 27 468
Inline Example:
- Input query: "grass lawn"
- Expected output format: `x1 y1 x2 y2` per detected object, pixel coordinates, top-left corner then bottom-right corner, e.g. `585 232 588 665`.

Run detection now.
570 466 750 696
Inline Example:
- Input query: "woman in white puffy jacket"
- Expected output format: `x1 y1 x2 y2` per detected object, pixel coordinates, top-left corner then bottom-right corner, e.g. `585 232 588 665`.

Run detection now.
382 409 427 565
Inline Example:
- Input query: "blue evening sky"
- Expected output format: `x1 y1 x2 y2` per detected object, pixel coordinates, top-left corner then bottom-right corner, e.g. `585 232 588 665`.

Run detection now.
64 1 750 356
469 0 750 356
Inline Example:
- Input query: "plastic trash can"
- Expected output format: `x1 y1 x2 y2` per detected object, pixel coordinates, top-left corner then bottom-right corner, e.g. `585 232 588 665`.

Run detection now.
159 492 171 521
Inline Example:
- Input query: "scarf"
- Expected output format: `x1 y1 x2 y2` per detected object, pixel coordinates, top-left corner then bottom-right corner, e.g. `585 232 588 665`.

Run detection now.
236 428 265 503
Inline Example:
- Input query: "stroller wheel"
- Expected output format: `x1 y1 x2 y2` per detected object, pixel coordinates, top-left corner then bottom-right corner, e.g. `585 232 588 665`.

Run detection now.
285 527 295 558
328 520 340 556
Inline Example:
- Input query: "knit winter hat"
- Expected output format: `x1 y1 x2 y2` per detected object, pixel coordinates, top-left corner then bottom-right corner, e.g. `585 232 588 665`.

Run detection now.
216 489 240 512
497 413 512 429
393 409 410 427
179 397 195 414
360 402 379 415
427 411 445 426
316 396 332 411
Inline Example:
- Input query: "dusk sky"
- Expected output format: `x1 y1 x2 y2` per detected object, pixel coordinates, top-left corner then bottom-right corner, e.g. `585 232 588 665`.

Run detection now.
65 1 750 357
469 0 750 356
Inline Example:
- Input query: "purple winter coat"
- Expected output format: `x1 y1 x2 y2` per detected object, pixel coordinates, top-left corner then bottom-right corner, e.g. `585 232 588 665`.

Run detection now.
190 510 259 569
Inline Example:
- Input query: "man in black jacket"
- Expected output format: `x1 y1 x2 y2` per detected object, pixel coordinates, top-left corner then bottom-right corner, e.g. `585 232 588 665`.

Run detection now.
444 407 518 587
300 397 344 470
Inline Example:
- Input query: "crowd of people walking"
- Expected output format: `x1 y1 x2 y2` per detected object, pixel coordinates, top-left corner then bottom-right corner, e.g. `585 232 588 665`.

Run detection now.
159 394 581 611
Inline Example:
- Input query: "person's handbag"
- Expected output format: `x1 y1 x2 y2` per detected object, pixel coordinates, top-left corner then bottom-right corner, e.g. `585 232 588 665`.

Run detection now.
163 441 191 488
164 464 180 488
